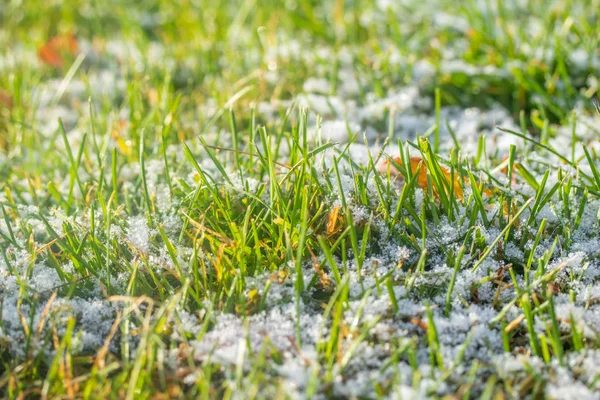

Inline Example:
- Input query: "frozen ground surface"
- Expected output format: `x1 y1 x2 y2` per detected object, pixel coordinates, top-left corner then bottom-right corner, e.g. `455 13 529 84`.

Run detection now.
1 0 600 398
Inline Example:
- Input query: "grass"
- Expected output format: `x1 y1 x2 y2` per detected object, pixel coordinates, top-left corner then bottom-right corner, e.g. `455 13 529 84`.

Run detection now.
1 0 600 398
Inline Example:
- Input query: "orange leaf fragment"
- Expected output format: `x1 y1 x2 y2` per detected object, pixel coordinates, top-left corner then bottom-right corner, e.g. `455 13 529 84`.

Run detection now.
504 314 525 333
38 34 79 68
378 156 464 199
326 206 342 235
409 317 428 332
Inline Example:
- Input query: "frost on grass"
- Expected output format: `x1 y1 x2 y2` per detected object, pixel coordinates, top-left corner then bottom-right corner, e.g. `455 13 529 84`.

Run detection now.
3 0 600 397
126 215 151 254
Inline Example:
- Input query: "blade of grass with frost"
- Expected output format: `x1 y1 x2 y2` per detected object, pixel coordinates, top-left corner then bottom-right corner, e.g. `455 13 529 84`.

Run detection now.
528 181 563 242
570 312 584 352
139 129 154 220
88 99 109 195
189 244 208 302
515 163 540 192
583 145 600 193
444 115 461 149
402 201 448 255
51 53 86 106
345 208 363 290
41 317 76 398
509 267 542 357
418 124 436 142
539 334 552 363
392 160 446 253
59 118 86 211
110 146 119 205
421 139 461 218
471 197 533 272
332 156 347 209
386 275 400 313
506 144 516 188
547 291 564 365
500 127 596 185
479 375 498 400
448 150 459 222
399 139 414 182
238 204 254 278
459 361 482 400
521 170 555 229
540 118 550 144
426 303 444 370
379 341 411 382
429 329 474 394
1 204 18 248
445 244 466 316
406 249 427 294
536 236 560 280
258 126 285 211
339 317 381 373
467 170 489 227
350 288 374 332
391 157 422 222
156 224 184 280
228 108 242 170
421 200 429 246
368 155 392 220
281 142 335 185
294 185 310 293
355 168 369 207
273 106 295 160
491 253 572 325
182 142 230 214
160 94 181 196
573 189 588 231
324 285 348 382
558 169 571 217
434 88 441 152
38 214 89 277
88 204 106 282
198 137 234 186
317 236 342 284
525 219 547 284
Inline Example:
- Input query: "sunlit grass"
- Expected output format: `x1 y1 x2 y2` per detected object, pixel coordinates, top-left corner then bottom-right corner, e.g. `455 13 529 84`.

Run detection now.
1 0 600 398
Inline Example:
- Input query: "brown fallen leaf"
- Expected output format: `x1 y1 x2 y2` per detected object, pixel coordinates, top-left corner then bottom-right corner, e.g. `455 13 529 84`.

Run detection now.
377 156 464 198
377 155 496 200
38 34 79 68
0 89 13 109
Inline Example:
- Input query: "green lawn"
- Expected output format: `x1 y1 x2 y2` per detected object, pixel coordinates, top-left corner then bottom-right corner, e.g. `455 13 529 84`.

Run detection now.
1 0 600 398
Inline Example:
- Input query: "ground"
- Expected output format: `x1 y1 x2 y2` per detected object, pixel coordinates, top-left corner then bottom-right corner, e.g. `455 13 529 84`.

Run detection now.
1 0 600 398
